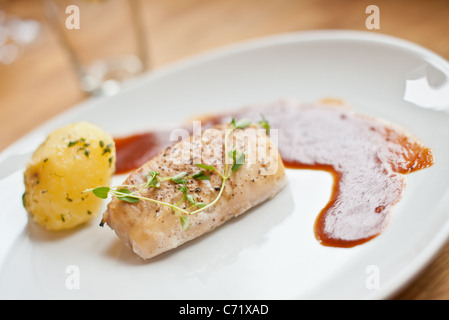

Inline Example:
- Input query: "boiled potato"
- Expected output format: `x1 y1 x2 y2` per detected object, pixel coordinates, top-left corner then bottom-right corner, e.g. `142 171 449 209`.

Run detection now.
23 122 116 230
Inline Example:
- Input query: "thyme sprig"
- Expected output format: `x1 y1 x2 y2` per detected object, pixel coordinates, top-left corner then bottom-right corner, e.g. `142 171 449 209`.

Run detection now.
87 116 267 230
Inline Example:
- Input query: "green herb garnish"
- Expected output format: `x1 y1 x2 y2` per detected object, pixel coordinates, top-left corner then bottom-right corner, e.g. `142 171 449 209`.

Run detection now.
258 114 270 135
87 117 270 230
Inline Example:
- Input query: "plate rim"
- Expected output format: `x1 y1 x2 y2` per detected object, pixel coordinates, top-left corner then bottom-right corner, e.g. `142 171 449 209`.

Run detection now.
4 29 449 153
3 29 449 300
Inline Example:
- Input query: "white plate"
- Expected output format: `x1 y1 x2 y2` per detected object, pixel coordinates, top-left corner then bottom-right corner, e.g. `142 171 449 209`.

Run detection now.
1 30 449 300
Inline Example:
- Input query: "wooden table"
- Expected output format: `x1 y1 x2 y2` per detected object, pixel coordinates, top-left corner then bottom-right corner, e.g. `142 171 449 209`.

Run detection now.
1 0 449 300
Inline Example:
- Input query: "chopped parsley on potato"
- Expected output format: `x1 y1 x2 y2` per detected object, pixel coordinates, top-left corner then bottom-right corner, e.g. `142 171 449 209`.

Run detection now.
23 122 116 230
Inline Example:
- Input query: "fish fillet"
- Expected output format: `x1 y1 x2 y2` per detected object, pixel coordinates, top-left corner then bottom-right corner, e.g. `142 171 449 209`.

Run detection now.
101 124 287 259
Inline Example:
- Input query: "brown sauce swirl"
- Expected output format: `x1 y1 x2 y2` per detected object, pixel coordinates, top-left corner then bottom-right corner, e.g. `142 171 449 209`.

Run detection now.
113 100 434 247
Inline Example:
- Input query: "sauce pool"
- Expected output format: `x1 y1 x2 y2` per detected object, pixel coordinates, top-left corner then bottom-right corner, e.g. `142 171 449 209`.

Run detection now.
113 100 434 247
114 130 174 175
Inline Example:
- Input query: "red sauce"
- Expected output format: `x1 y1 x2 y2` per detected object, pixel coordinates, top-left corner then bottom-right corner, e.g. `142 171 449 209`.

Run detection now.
114 130 174 175
113 100 434 248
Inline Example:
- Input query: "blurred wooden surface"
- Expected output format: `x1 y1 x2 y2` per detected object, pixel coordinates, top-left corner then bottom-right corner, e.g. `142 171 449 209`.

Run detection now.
1 0 449 300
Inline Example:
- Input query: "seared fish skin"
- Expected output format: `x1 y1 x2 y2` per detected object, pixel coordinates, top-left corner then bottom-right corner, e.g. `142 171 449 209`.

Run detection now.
102 124 286 260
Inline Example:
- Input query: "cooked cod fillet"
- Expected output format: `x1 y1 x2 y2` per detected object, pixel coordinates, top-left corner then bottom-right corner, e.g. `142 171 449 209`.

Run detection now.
101 124 287 260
